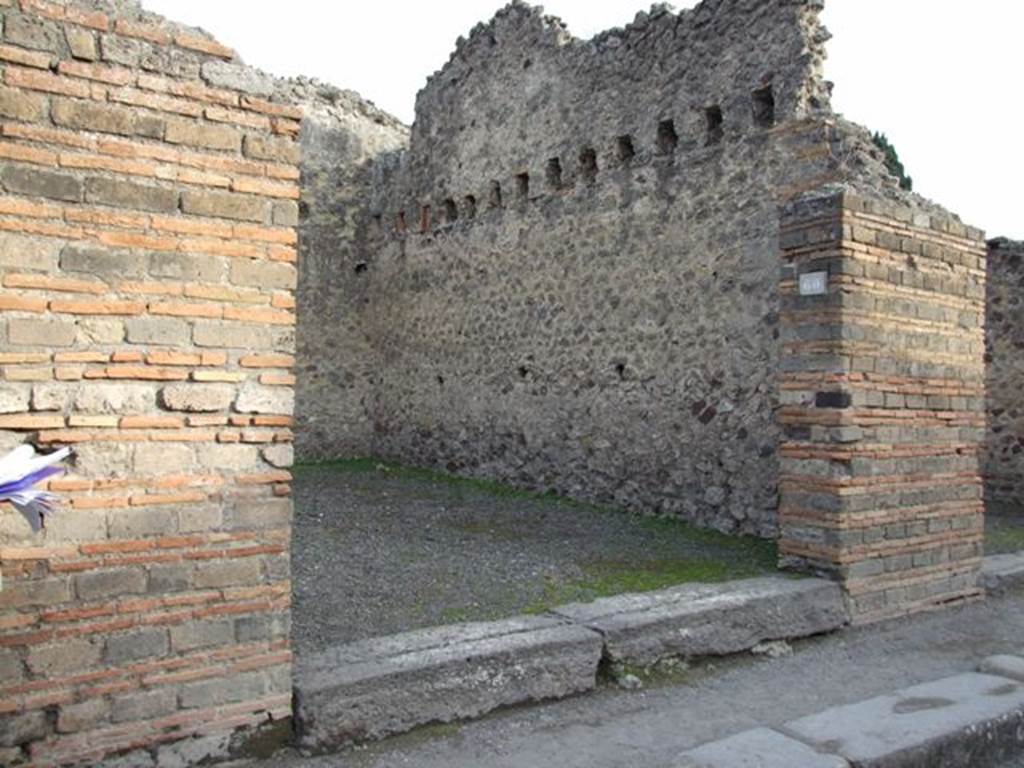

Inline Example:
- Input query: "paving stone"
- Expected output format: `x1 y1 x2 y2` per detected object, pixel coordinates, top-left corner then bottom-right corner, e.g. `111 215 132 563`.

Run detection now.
978 655 1024 683
676 727 848 768
551 576 847 666
785 673 1024 768
294 615 603 752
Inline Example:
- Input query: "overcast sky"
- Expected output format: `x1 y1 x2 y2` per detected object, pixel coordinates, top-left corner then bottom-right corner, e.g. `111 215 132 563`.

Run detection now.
143 1 1021 238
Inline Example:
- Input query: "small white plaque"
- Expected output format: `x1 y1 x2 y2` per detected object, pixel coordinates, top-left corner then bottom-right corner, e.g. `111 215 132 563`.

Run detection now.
798 271 828 296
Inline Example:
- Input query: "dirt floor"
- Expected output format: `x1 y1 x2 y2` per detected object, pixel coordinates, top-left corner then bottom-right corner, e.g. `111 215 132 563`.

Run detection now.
291 461 1024 656
290 460 777 655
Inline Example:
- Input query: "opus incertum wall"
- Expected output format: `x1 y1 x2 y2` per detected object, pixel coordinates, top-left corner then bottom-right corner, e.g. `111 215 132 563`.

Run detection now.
0 1 299 764
986 238 1024 507
777 190 987 622
357 0 848 537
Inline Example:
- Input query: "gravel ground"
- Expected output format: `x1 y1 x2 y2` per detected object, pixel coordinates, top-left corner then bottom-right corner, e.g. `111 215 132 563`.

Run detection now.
291 461 776 655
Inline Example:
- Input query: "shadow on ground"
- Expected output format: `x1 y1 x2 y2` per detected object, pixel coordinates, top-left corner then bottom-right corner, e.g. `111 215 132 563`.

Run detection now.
291 459 777 654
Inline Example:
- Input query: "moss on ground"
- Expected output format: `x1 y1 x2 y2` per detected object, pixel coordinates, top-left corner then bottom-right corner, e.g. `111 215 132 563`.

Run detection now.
294 457 543 502
521 551 776 615
986 514 1024 555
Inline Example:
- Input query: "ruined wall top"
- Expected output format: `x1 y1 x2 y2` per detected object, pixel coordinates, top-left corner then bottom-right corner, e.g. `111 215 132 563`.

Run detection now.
402 0 831 197
8 0 408 139
989 237 1024 258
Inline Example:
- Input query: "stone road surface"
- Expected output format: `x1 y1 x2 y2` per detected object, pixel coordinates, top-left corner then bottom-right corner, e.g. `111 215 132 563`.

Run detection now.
234 588 1024 768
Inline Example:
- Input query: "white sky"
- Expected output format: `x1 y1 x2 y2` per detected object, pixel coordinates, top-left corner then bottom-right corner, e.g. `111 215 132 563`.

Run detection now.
142 1 1021 238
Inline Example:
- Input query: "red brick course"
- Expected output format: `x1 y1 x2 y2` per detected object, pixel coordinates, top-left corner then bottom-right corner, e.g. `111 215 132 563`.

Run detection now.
0 1 299 763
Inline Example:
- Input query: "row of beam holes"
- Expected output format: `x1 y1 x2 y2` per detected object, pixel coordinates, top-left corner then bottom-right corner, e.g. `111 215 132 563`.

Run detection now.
391 86 774 234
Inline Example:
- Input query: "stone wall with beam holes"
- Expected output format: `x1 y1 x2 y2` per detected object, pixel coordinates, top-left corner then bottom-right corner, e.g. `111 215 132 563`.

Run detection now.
352 0 914 537
0 1 300 765
985 238 1024 507
778 189 988 623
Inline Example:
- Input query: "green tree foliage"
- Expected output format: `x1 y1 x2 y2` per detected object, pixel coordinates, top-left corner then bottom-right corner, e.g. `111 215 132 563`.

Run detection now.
872 132 913 191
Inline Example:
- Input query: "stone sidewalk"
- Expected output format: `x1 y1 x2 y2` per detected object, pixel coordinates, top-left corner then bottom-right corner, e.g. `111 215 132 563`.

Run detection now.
678 663 1024 766
229 587 1024 768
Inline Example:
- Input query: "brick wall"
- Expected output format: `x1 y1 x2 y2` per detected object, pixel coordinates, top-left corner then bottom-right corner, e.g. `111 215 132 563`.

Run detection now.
778 189 987 623
985 238 1024 508
0 1 299 765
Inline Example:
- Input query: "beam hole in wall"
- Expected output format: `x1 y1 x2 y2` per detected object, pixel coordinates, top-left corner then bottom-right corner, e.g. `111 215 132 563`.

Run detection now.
443 197 458 222
371 213 383 233
616 135 636 164
463 194 477 219
396 210 407 232
705 106 724 145
354 261 368 275
657 119 679 154
579 147 598 184
515 172 530 200
546 157 563 189
489 180 503 208
752 85 775 128
615 362 626 380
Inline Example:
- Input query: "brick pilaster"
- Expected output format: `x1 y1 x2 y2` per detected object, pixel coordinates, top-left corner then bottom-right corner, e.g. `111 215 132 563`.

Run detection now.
777 189 987 623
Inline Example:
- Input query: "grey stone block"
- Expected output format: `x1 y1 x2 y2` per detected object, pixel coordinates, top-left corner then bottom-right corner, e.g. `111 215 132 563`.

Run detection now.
111 688 177 723
169 619 235 652
294 615 603 752
179 670 267 710
0 710 47 747
677 727 848 768
75 568 147 600
60 245 146 279
201 60 275 96
982 553 1024 595
552 576 847 666
786 672 1024 768
1 165 82 202
85 177 179 213
154 732 231 768
978 655 1024 683
104 628 169 664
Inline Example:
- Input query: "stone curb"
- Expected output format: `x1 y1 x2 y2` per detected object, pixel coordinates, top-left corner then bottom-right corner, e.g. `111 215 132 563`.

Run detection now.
294 576 848 753
677 660 1024 768
983 552 1024 595
293 615 603 753
551 576 847 666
